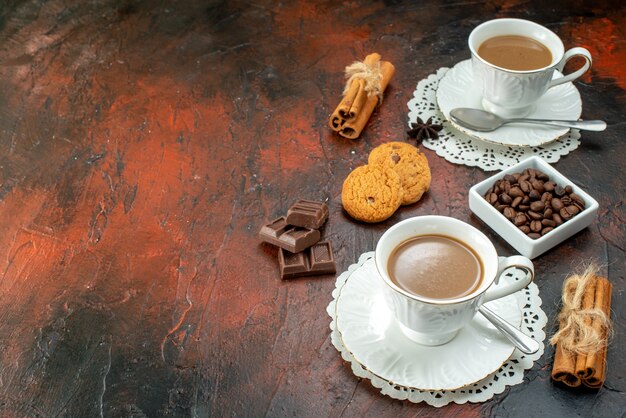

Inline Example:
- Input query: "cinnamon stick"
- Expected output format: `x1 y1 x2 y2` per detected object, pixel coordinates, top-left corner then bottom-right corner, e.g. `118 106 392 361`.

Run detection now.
550 272 613 389
552 342 582 387
329 109 345 130
328 53 395 139
338 61 395 139
581 276 612 388
573 278 596 378
330 79 361 129
337 79 366 121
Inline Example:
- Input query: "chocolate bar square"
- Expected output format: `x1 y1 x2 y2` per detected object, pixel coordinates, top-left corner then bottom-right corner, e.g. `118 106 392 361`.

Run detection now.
285 200 329 229
259 217 320 253
278 241 336 279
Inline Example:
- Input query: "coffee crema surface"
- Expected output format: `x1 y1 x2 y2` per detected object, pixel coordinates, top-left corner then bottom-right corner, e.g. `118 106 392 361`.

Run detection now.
387 235 483 300
477 35 552 71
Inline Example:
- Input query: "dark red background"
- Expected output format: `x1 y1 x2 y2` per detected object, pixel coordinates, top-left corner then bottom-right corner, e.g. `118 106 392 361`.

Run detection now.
0 1 623 416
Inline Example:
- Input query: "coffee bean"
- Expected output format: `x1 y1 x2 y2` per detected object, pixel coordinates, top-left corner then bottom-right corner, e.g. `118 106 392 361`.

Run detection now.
551 198 564 211
560 206 576 220
504 174 517 183
486 172 583 239
495 204 508 213
503 207 516 219
567 205 580 216
543 181 556 192
530 201 545 212
529 189 541 201
570 193 585 208
554 185 566 196
509 186 524 198
514 214 527 226
531 180 545 193
543 207 553 219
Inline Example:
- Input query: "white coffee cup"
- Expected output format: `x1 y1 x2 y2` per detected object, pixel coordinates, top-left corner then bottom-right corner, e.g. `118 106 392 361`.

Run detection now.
469 18 592 118
375 216 534 346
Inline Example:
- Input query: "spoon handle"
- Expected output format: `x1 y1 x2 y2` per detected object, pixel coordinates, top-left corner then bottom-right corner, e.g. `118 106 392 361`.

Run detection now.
478 305 540 355
509 118 607 131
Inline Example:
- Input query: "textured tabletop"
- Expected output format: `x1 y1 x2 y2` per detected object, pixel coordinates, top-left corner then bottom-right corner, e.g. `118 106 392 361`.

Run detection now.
0 1 624 416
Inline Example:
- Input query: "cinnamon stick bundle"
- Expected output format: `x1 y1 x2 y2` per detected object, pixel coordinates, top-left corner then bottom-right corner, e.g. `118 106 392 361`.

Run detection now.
329 53 395 139
551 266 613 388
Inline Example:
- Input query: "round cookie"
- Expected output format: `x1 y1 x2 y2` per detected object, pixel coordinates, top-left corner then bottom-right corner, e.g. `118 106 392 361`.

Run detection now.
368 141 431 205
341 164 403 223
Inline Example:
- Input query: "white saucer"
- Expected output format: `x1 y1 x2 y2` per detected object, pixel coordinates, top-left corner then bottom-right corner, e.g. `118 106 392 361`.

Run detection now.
334 256 524 391
436 59 582 147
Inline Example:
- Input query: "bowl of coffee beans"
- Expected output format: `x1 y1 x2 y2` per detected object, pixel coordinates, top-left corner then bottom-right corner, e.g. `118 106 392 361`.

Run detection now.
469 156 598 259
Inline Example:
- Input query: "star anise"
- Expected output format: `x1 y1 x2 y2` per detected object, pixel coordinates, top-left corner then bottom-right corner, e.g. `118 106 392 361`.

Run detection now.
407 117 443 144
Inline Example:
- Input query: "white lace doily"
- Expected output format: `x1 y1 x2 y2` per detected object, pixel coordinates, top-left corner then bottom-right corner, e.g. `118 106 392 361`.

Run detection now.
407 67 581 171
327 252 547 407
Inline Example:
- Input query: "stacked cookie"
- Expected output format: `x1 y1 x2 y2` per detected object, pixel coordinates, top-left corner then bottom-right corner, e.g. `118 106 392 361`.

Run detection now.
341 142 431 223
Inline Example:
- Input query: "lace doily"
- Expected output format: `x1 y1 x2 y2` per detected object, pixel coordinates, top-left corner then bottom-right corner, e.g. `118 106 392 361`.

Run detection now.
327 252 547 407
407 68 581 171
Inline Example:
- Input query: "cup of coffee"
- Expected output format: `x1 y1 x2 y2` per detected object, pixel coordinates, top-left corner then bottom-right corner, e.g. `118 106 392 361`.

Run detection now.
375 215 534 346
469 18 592 118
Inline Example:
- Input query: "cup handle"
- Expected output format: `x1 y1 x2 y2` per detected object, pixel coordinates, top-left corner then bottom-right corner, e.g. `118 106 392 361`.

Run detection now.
548 47 592 89
483 256 534 303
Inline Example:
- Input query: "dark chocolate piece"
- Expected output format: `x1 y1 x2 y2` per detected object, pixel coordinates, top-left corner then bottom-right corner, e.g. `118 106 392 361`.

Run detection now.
285 200 329 229
259 217 320 253
278 241 336 279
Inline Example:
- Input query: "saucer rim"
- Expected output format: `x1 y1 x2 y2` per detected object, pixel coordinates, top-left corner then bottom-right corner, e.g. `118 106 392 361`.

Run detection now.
436 59 582 147
334 255 518 392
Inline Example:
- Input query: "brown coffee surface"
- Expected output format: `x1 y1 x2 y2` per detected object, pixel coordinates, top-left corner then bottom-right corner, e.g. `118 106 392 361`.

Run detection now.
477 35 552 71
388 235 483 300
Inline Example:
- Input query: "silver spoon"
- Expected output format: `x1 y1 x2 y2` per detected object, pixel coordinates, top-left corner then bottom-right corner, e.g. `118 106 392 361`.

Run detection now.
450 107 607 132
478 305 540 355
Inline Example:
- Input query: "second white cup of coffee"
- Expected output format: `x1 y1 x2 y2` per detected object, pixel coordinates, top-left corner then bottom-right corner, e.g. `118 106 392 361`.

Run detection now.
375 215 534 346
469 18 592 118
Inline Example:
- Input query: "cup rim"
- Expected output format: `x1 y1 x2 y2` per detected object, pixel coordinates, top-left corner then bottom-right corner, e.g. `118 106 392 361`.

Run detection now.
374 215 498 306
468 18 564 74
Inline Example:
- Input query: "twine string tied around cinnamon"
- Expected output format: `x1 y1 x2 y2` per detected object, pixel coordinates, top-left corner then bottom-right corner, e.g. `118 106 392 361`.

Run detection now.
343 58 384 103
549 265 612 354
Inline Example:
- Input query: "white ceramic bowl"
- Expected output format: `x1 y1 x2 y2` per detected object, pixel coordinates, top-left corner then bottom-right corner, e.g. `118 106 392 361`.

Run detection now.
469 156 599 259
